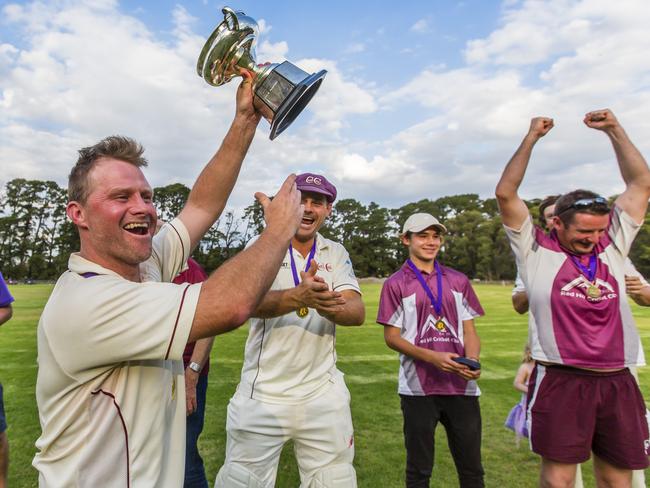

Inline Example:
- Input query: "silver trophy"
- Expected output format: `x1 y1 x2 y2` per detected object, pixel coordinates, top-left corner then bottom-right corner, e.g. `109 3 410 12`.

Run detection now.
197 7 327 140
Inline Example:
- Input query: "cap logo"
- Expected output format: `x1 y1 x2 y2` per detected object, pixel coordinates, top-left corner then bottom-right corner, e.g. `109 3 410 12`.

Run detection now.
305 176 322 185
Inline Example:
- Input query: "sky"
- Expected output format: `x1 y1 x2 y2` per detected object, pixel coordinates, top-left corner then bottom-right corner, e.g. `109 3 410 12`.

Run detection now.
2 0 650 212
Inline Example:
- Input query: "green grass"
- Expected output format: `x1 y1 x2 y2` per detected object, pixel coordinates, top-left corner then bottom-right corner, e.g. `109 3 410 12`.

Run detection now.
2 282 650 486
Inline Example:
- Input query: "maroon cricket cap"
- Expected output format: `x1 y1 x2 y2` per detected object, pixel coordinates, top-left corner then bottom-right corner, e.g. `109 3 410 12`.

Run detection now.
295 173 337 202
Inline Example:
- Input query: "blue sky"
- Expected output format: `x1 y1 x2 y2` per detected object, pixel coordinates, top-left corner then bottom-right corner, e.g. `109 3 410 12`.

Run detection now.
2 0 650 211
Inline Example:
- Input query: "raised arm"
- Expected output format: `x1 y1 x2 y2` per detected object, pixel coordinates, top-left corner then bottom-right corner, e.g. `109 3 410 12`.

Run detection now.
584 109 650 223
188 175 303 342
495 117 554 229
178 70 262 250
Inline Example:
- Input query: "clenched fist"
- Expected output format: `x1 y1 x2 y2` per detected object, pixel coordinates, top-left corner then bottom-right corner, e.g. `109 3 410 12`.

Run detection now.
583 109 619 132
528 117 554 139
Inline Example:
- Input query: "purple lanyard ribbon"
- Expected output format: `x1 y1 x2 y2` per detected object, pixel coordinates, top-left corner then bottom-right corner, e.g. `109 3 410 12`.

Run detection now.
289 240 317 286
407 259 443 318
570 253 597 282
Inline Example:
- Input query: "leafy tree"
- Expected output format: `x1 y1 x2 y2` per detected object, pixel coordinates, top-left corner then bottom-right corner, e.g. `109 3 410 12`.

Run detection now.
153 183 190 222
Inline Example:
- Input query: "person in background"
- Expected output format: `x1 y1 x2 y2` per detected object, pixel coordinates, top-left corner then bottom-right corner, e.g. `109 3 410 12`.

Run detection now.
505 344 535 445
173 258 213 488
0 271 15 488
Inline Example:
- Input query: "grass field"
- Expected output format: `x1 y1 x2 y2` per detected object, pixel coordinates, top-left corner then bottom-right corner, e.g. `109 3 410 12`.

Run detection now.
2 282 650 487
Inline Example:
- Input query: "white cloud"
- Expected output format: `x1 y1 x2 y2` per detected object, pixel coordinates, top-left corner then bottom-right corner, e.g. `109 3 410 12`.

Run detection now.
365 0 650 202
257 40 289 63
410 19 429 33
2 0 650 212
0 1 377 209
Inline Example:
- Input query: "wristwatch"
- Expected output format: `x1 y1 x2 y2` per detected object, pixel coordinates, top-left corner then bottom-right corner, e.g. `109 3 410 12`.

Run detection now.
188 361 202 373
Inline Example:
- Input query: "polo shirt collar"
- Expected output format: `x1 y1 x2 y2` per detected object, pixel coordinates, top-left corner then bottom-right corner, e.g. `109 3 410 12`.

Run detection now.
291 232 329 257
68 252 128 279
401 259 446 277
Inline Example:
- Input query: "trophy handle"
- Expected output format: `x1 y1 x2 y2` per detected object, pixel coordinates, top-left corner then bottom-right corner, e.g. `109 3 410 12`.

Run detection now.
222 7 239 31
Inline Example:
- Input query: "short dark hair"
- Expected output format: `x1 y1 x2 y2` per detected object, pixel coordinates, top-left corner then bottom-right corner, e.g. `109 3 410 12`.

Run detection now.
554 189 609 225
538 195 560 227
68 136 148 203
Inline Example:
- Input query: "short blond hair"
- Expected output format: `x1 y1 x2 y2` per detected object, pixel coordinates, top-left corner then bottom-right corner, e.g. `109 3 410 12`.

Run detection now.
68 136 148 203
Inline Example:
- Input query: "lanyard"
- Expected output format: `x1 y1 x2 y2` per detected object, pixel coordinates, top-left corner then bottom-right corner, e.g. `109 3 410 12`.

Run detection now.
570 253 597 282
407 259 443 317
289 240 317 286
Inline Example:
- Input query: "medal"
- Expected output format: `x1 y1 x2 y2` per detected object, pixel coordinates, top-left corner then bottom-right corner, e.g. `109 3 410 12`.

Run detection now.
570 253 600 299
587 284 601 298
407 259 447 337
289 240 318 319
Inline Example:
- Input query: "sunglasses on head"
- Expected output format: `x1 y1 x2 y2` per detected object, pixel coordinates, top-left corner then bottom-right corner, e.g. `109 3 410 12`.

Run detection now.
557 196 609 214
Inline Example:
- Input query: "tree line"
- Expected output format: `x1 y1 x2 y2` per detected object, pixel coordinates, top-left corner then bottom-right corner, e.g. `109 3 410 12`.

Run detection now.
2 178 650 281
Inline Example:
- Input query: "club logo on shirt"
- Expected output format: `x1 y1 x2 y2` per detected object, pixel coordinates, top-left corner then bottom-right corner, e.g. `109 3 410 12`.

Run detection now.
418 316 460 345
317 262 333 272
560 276 617 301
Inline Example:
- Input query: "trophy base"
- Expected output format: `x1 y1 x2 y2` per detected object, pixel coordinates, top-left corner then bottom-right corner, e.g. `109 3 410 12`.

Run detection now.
269 70 326 140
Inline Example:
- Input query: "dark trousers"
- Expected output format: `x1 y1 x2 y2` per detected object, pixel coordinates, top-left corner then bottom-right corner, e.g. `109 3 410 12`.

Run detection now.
400 394 484 488
184 374 208 488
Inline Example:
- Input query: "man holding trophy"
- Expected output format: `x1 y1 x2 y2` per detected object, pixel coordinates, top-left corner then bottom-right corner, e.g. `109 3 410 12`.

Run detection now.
32 70 305 487
32 4 331 487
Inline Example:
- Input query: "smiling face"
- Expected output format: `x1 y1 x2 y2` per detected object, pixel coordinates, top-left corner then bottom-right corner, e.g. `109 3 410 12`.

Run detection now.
402 226 444 268
553 212 609 255
67 158 157 279
294 191 332 242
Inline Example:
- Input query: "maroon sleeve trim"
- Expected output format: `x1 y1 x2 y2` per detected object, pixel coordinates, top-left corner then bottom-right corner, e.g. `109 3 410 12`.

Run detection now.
165 284 191 360
167 221 186 262
90 389 130 487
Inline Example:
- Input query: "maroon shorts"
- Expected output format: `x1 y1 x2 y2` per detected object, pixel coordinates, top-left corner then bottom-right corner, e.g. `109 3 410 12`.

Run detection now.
527 364 650 469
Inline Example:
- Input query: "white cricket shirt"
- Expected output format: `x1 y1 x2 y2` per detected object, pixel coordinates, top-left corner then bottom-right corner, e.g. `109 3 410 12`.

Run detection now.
238 233 361 404
33 219 201 487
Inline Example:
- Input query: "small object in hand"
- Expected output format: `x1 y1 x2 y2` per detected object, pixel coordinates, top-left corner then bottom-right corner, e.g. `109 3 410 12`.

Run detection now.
453 357 481 371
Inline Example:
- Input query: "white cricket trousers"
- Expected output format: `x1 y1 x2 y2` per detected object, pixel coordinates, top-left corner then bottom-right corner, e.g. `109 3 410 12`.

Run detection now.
219 375 355 487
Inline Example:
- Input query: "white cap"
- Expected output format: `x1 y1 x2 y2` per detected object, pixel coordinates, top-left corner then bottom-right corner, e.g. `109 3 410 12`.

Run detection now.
402 213 447 234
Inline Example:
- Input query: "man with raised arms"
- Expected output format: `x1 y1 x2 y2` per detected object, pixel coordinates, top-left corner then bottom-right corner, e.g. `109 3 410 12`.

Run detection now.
32 73 303 487
215 173 365 488
496 109 650 488
509 194 650 488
